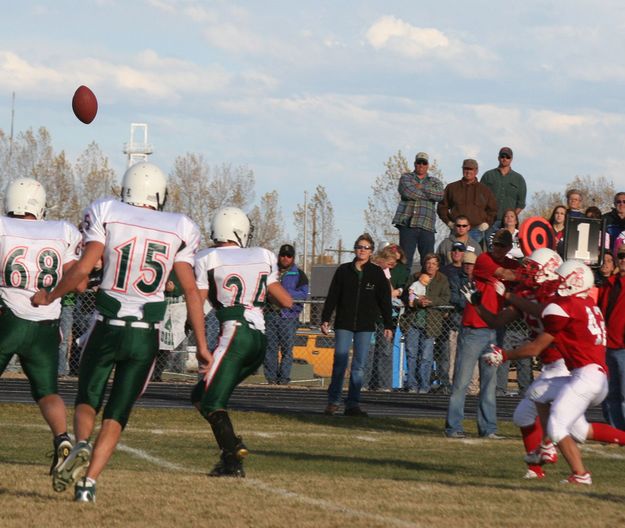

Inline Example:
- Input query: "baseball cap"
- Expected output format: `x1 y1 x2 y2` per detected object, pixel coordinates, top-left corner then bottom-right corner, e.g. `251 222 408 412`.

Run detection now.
499 147 513 157
462 159 478 170
463 252 477 264
278 244 295 257
492 229 513 247
415 152 429 163
451 242 466 252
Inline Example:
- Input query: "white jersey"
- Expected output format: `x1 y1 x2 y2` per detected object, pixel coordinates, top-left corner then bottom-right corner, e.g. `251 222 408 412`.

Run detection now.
0 216 81 321
194 246 279 332
82 197 200 319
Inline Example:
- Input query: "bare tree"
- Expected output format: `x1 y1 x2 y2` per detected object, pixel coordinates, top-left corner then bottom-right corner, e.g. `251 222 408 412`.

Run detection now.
293 185 337 267
167 154 256 245
75 141 118 211
249 190 285 253
525 175 616 219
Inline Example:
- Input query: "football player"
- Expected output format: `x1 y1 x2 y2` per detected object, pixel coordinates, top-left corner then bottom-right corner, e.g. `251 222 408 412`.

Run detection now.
192 207 292 477
462 248 566 479
0 178 82 476
32 162 209 502
484 260 625 484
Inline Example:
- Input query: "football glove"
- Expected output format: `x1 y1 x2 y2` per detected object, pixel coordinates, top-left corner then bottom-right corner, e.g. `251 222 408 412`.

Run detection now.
492 279 506 297
484 344 508 367
460 281 482 305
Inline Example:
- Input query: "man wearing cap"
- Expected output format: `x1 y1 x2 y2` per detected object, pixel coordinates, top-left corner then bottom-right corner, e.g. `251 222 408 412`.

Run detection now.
445 229 520 439
598 244 625 430
392 152 444 272
480 147 527 237
437 159 498 245
263 244 309 385
436 215 482 266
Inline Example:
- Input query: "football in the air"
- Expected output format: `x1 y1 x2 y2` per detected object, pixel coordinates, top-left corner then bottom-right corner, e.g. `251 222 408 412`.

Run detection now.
72 85 98 124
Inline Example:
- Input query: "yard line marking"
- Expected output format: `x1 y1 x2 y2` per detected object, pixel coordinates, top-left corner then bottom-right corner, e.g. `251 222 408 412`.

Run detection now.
582 445 625 460
114 440 421 528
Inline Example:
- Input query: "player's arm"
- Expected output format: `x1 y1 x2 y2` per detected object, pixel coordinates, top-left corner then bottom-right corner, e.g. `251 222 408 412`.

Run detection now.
62 260 88 294
493 267 518 281
485 332 554 366
505 292 545 318
461 281 520 328
268 282 293 309
174 261 212 369
31 241 104 306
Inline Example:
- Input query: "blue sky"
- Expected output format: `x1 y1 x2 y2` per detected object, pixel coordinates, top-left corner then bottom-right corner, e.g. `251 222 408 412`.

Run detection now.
2 0 625 247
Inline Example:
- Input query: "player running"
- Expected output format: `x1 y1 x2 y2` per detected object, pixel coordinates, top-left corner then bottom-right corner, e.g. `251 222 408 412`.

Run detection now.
484 260 625 484
0 178 82 476
31 162 210 502
192 207 292 477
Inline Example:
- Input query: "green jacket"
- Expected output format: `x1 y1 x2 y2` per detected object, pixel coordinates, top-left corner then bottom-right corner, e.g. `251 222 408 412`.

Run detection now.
401 271 450 338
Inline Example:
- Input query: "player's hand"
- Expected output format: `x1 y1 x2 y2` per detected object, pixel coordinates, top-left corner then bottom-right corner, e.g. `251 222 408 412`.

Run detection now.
493 279 506 297
383 329 393 341
484 344 508 367
197 346 214 375
320 322 330 335
31 289 51 307
460 281 482 305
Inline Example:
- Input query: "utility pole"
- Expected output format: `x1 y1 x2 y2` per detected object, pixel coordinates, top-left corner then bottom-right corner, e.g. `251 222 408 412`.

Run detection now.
311 205 317 265
303 190 308 276
325 239 352 264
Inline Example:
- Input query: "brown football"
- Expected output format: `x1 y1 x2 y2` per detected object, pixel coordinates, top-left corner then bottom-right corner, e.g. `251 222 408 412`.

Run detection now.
72 85 98 124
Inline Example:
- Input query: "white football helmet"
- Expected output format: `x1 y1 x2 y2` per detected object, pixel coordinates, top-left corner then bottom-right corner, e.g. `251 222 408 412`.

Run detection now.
556 260 594 298
524 248 563 284
4 178 46 220
211 207 253 247
121 162 167 210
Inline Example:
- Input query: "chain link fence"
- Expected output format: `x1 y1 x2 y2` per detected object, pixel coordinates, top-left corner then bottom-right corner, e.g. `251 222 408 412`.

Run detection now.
29 293 537 395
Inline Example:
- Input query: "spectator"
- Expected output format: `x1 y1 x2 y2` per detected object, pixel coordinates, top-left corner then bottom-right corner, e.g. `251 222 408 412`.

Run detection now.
365 244 409 391
402 253 450 393
436 215 482 266
438 244 469 394
598 243 625 430
58 294 76 376
392 152 445 271
596 252 616 286
263 244 309 385
437 158 498 244
480 147 527 237
445 229 520 439
604 192 625 253
549 204 567 246
489 208 523 260
321 234 393 416
566 188 584 218
585 206 602 219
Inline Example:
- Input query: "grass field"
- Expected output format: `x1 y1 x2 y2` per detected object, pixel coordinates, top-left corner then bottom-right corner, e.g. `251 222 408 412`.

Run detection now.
1 403 624 528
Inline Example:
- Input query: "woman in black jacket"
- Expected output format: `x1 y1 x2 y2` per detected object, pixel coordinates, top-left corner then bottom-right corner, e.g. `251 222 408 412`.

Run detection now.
321 234 393 416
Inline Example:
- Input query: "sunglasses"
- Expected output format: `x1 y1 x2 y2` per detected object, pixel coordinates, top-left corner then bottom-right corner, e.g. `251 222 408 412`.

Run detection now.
354 245 372 250
451 248 465 252
618 254 625 259
455 224 469 228
415 160 429 165
616 200 625 205
499 154 512 159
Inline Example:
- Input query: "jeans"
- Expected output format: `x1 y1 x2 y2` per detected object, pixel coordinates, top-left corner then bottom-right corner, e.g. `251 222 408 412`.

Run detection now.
405 326 434 392
397 225 435 271
263 313 299 383
602 348 625 430
445 327 498 436
364 321 393 389
58 305 73 375
497 358 533 395
327 329 373 408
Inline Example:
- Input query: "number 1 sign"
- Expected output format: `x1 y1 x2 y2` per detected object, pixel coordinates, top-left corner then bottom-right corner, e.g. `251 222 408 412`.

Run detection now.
563 217 606 266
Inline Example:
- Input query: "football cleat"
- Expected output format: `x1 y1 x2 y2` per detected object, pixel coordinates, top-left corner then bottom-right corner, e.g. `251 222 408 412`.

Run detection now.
52 440 92 492
524 443 558 465
561 472 592 485
523 467 545 479
208 451 246 478
49 433 73 475
74 477 96 502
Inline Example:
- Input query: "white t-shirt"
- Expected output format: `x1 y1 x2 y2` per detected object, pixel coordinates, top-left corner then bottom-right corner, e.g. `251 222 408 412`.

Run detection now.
82 197 200 319
0 216 81 321
194 246 279 332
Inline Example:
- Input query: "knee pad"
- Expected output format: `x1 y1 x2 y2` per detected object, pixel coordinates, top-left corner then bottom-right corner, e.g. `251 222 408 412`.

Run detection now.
513 398 537 428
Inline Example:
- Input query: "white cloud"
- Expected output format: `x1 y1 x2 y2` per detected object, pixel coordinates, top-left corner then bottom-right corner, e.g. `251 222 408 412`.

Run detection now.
0 51 63 90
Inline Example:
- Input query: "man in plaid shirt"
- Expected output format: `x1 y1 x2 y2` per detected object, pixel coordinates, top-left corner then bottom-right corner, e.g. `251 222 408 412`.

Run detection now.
392 152 444 271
